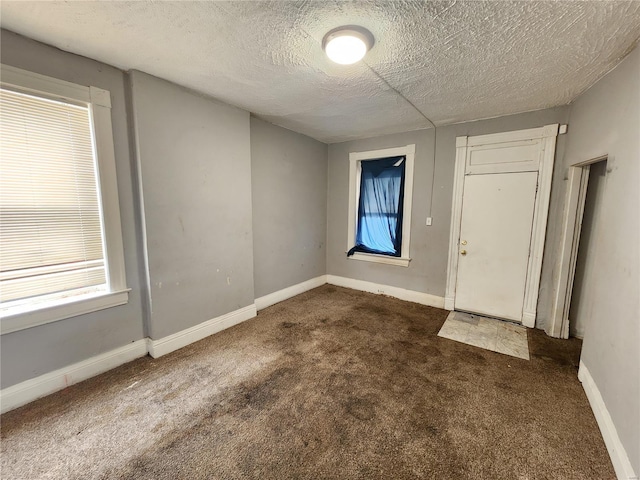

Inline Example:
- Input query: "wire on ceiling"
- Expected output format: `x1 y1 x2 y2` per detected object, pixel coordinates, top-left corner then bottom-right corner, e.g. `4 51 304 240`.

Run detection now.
363 61 439 219
303 24 439 219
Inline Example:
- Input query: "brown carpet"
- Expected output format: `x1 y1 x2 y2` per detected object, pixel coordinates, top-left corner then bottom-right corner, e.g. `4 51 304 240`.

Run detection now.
1 285 614 479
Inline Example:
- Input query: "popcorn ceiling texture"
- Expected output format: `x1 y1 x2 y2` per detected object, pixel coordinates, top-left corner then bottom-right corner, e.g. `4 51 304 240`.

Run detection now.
1 1 639 142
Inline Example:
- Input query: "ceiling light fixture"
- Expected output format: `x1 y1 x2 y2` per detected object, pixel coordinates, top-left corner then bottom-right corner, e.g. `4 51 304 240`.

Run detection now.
322 26 374 65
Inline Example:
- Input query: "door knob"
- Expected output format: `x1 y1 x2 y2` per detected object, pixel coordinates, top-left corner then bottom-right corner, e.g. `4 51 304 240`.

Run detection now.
461 240 467 245
460 249 467 255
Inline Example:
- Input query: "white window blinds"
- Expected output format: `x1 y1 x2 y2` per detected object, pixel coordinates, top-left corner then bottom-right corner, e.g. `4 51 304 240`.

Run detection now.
0 88 107 304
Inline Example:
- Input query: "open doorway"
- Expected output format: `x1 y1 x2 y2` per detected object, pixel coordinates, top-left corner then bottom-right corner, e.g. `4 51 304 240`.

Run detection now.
547 156 608 339
568 160 608 338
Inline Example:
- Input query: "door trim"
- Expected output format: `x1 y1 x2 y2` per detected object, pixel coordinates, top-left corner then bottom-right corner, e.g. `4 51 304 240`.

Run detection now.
444 124 559 327
546 155 608 338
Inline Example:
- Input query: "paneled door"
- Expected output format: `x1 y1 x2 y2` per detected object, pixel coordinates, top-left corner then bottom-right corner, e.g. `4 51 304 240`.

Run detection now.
454 172 538 321
445 125 559 327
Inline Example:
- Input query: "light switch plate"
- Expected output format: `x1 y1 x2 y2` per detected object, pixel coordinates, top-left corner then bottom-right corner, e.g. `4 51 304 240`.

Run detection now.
426 217 433 226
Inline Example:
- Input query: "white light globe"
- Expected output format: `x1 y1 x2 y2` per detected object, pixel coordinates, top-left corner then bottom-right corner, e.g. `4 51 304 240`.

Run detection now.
323 26 374 65
325 35 367 65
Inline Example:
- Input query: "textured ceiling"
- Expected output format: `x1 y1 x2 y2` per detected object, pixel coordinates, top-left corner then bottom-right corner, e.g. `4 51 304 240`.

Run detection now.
1 1 639 143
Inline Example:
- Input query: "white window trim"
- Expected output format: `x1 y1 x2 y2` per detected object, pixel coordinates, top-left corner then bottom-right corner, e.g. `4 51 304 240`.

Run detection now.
0 64 129 334
347 144 415 268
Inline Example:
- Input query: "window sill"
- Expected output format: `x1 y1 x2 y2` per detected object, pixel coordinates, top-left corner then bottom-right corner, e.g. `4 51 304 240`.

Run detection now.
0 289 130 335
347 252 411 267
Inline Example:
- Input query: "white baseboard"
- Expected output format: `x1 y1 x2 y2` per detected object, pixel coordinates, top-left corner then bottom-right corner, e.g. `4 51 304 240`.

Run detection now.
0 279 442 414
326 275 445 309
578 361 637 480
146 304 257 358
1 304 258 413
0 339 147 414
255 275 327 311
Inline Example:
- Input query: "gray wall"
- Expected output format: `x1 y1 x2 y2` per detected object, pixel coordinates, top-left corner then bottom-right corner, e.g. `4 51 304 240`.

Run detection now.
250 117 327 298
3 35 637 476
0 30 145 388
568 160 607 339
128 71 255 340
327 107 569 323
562 46 639 474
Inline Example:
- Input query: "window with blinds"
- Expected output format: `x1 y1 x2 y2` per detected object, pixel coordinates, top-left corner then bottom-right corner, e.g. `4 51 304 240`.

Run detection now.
0 87 107 306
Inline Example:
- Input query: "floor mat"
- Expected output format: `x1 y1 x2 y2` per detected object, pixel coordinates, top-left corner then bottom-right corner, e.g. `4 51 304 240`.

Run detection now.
438 311 529 360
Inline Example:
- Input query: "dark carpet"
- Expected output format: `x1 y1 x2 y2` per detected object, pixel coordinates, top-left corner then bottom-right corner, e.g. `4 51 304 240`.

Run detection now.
0 285 614 479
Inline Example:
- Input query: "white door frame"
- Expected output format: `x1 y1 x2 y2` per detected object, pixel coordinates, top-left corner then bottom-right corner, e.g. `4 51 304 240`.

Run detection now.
444 124 559 327
546 155 607 338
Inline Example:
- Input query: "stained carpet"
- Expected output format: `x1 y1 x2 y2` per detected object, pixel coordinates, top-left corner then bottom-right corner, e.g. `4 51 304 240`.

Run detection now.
1 285 614 479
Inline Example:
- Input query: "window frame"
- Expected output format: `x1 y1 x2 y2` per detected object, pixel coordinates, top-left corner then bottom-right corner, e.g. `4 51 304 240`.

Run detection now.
347 144 415 267
0 64 129 334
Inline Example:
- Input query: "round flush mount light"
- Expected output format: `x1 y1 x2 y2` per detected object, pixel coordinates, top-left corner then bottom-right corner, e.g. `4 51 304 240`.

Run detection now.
322 26 375 65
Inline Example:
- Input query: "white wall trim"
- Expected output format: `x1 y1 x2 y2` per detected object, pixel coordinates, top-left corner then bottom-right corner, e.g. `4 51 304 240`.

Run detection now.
466 125 555 146
445 125 559 327
0 64 129 334
578 361 637 480
547 165 590 338
1 304 258 413
255 276 327 311
1 63 91 103
1 290 130 335
0 339 147 414
521 311 536 327
444 136 468 310
521 124 559 327
146 304 257 358
0 279 443 414
548 154 609 338
347 144 415 262
444 296 455 311
327 275 444 308
91 93 129 297
348 252 410 267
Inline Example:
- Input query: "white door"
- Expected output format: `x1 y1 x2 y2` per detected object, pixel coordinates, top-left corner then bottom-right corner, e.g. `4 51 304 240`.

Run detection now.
455 171 538 322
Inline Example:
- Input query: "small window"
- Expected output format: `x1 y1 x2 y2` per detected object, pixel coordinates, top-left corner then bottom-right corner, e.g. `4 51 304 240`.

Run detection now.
347 145 415 267
0 65 128 334
348 156 405 257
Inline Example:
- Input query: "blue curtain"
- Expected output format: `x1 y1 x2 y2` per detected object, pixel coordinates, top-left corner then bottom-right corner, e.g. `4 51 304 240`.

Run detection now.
348 156 405 257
